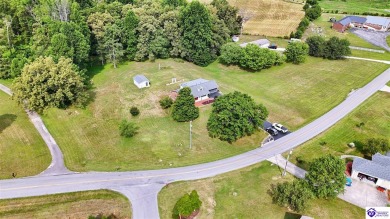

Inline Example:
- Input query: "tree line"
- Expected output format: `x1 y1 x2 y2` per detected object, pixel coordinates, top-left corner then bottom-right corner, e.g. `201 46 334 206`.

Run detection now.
0 0 242 80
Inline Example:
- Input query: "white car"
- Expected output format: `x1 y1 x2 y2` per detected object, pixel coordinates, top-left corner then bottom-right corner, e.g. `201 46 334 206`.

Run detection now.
272 123 288 134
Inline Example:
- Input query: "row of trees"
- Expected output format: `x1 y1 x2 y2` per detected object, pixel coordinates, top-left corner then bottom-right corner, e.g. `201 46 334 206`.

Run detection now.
306 36 351 59
291 0 321 39
219 43 285 71
272 155 345 212
0 0 242 80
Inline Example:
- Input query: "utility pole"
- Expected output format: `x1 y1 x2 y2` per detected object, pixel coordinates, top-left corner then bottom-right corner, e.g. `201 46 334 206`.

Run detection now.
189 121 192 149
283 149 293 177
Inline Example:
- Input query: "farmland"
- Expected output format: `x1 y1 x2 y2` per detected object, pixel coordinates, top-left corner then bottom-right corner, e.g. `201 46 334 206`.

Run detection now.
319 0 390 14
158 161 364 219
39 58 387 172
199 0 305 37
0 91 50 179
0 190 131 218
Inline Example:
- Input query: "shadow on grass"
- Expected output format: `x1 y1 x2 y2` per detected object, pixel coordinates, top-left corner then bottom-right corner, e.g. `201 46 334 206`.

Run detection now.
284 212 302 219
0 114 17 134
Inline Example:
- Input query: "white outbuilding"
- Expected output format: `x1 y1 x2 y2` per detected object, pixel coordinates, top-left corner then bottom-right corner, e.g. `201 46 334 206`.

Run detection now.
133 75 150 89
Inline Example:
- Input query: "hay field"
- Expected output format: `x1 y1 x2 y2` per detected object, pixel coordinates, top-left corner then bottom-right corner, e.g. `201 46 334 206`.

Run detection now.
200 0 305 37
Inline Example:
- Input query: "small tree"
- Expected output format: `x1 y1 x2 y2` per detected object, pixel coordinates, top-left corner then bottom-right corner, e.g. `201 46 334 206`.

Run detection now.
119 120 139 138
239 44 281 71
285 42 309 64
305 155 345 199
207 91 268 143
130 107 140 116
305 5 322 21
172 87 199 122
306 36 326 57
272 180 313 212
219 43 243 65
363 138 389 156
172 190 202 219
323 37 351 60
160 96 174 109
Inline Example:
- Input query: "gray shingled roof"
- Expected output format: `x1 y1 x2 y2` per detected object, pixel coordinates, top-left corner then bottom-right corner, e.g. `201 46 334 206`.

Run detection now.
180 79 219 98
353 153 390 181
133 75 149 84
240 39 270 48
366 16 390 27
338 16 367 26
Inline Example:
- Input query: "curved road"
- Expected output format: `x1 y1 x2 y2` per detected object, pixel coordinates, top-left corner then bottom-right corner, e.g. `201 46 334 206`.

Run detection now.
1 67 390 218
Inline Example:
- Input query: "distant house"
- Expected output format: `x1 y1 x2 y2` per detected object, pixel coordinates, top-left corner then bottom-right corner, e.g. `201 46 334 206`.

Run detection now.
179 78 220 102
332 16 367 33
351 153 390 189
133 75 150 89
240 39 270 48
332 15 390 32
364 16 390 31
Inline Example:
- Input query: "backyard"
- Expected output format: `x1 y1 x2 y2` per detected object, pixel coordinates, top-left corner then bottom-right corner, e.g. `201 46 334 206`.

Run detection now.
158 161 364 219
286 91 390 170
36 58 388 172
319 0 390 14
0 91 50 179
0 190 131 218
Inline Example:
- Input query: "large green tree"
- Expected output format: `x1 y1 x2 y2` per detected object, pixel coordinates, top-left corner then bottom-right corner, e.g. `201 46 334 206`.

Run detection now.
219 42 242 65
306 35 325 57
285 42 309 64
180 1 215 66
12 57 88 113
207 91 268 143
104 24 124 68
305 155 345 199
121 10 139 60
363 138 389 157
211 0 241 35
323 36 351 60
172 87 199 122
272 180 313 212
239 44 283 71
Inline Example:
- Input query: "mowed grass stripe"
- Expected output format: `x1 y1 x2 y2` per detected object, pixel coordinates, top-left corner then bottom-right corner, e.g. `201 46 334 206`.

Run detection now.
0 92 51 179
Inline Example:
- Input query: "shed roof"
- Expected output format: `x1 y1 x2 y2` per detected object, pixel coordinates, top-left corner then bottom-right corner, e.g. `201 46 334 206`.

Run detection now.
366 16 390 27
133 75 149 84
353 153 390 181
338 16 366 26
240 39 270 47
180 79 219 98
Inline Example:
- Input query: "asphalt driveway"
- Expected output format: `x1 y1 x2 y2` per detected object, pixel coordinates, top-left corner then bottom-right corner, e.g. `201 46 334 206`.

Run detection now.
263 121 291 141
350 29 390 52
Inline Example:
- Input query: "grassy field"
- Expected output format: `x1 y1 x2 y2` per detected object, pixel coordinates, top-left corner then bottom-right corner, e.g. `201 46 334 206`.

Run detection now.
237 35 290 48
351 49 390 61
0 190 131 218
387 35 390 47
199 0 305 37
319 0 390 14
287 92 390 170
0 91 50 179
158 161 364 219
40 58 387 172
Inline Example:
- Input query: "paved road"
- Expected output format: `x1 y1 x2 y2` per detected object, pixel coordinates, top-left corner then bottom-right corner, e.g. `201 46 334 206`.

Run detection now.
0 84 70 176
350 29 390 52
1 67 390 218
345 56 390 64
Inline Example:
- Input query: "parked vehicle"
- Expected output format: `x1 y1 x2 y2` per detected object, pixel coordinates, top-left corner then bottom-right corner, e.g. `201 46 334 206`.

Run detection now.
266 127 278 136
272 123 288 133
268 43 277 49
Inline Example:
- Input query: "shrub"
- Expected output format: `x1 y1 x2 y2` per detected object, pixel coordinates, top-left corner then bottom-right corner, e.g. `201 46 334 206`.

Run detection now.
272 180 313 212
172 87 199 122
219 43 243 65
160 96 174 109
119 120 139 138
172 190 202 219
285 42 309 64
130 107 140 116
239 44 283 71
306 36 326 57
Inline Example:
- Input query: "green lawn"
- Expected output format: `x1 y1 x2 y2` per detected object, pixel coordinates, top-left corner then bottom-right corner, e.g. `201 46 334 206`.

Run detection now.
287 92 390 170
351 50 390 61
237 35 289 48
0 190 131 218
387 35 390 47
158 161 364 219
0 91 50 179
39 58 387 172
319 0 390 14
0 79 13 87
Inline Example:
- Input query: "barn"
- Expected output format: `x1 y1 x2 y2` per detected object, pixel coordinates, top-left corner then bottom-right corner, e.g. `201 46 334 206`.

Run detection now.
133 75 150 89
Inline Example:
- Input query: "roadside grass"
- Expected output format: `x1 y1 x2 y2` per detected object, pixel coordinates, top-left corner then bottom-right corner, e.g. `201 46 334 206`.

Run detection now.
350 50 390 61
0 91 50 179
158 161 364 219
199 0 305 37
319 0 390 14
387 35 390 47
0 79 13 87
40 58 387 172
305 14 384 50
0 190 131 218
286 92 390 170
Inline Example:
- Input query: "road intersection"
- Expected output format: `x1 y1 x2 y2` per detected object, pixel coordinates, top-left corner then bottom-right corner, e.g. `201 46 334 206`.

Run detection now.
1 66 390 218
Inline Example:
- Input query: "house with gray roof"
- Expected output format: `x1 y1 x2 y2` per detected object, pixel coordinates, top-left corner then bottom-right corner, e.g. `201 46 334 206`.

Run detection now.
240 39 270 48
133 75 150 89
351 153 390 189
333 15 390 32
364 16 390 31
179 78 220 102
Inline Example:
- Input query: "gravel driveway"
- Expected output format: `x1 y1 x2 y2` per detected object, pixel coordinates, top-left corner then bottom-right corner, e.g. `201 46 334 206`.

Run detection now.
350 29 390 52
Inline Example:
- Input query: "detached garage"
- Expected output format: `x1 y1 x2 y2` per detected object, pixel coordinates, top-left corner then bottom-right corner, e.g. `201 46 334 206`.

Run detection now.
133 75 150 89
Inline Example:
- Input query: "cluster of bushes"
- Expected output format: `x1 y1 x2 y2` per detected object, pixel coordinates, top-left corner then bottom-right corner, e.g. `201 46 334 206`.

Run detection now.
306 36 351 59
219 43 285 71
172 190 202 219
291 0 321 39
284 42 309 64
324 10 390 17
